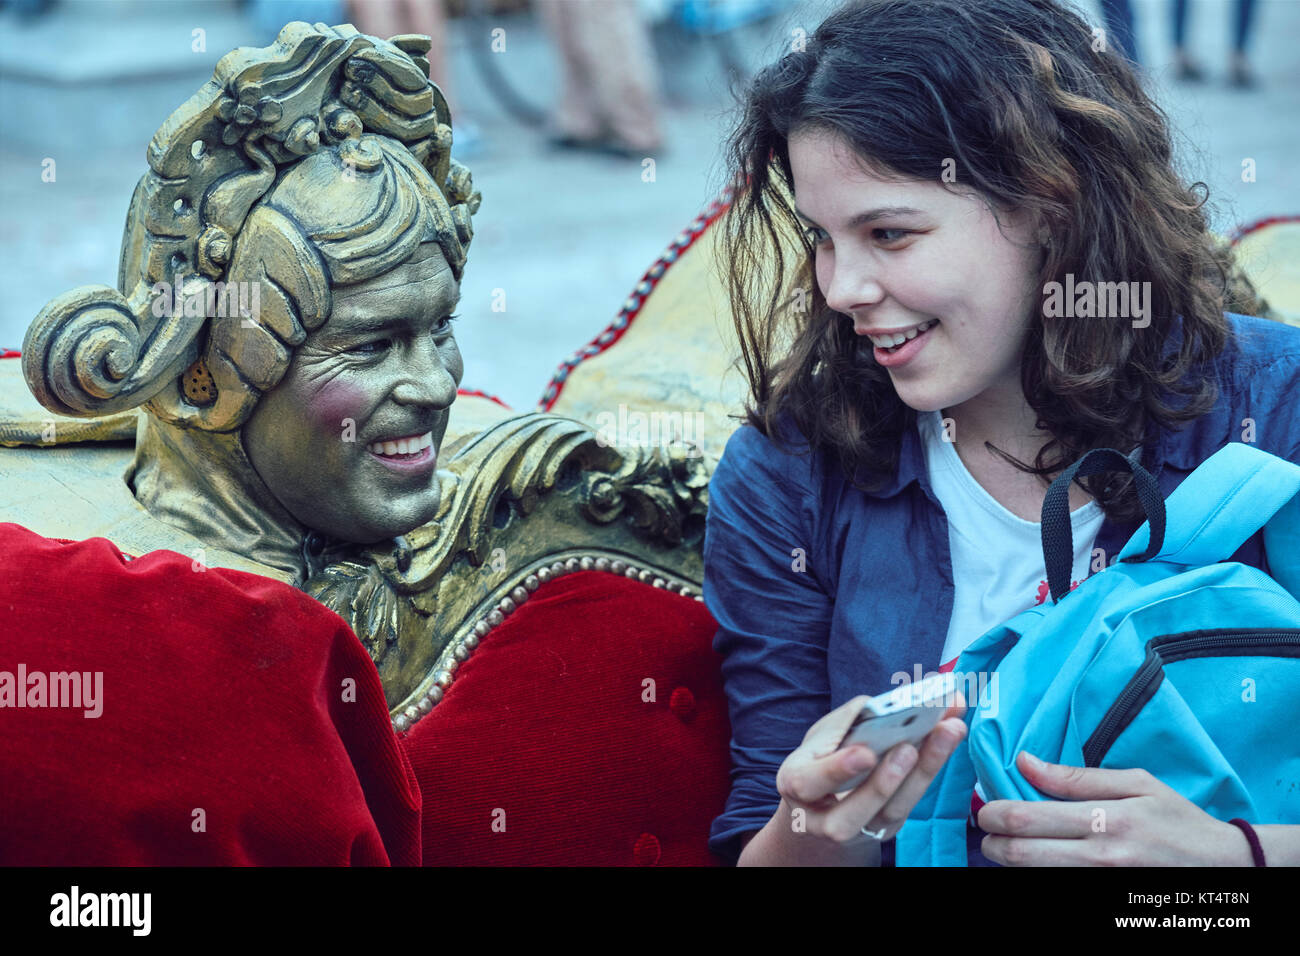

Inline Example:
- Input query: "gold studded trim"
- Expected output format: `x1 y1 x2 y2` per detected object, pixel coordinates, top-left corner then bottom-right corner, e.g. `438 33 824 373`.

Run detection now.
390 549 705 733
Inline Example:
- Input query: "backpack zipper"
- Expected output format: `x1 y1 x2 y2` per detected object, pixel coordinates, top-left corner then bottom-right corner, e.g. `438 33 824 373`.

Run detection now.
1082 628 1300 767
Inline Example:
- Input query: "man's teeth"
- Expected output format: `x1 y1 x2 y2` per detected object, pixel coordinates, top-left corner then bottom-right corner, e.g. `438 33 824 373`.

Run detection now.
868 319 938 349
366 431 434 456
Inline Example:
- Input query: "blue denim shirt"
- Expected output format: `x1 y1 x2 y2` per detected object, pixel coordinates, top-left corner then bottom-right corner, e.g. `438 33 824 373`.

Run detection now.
703 313 1300 866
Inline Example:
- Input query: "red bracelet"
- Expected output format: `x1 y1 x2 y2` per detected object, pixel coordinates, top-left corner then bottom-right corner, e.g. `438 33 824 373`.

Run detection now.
1228 818 1267 867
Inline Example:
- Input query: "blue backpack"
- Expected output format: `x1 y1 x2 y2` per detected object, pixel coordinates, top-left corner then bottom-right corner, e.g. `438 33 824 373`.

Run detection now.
896 442 1300 866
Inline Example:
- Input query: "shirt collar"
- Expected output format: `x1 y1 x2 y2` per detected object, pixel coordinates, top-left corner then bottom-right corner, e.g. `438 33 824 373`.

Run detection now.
854 402 1175 500
852 412 928 499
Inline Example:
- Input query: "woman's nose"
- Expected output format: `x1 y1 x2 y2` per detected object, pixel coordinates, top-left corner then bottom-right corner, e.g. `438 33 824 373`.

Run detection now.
822 248 886 317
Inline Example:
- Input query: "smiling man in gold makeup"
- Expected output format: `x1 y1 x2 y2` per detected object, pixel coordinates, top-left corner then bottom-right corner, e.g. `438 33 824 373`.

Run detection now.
239 220 464 550
19 26 480 584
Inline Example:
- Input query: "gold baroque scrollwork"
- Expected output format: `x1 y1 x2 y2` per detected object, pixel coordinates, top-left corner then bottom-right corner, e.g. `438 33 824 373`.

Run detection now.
303 412 713 713
305 559 404 666
581 441 710 547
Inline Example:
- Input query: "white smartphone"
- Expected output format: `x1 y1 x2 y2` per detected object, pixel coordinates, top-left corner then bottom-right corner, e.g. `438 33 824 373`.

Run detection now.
834 672 960 793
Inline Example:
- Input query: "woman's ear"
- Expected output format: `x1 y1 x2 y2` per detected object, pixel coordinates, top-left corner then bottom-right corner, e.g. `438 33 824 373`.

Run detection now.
1035 216 1053 249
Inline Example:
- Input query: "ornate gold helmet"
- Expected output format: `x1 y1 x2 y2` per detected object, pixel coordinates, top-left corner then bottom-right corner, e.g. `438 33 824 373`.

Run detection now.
23 21 480 433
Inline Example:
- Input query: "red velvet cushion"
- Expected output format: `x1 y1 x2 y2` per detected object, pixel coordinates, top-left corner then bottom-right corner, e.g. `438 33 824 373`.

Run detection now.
0 522 421 865
404 570 730 865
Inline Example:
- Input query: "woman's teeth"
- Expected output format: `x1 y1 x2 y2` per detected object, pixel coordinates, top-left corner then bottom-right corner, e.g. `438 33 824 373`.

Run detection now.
366 431 434 457
868 319 939 350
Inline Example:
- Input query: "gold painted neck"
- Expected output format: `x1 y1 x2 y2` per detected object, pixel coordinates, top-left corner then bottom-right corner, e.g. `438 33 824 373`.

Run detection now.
125 413 309 583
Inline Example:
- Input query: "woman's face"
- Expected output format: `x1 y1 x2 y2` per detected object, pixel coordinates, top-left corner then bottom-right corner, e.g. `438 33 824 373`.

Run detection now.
242 241 463 544
788 127 1044 416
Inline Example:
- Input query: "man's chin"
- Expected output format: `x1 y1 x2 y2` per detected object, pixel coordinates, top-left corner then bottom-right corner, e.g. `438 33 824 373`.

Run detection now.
321 490 441 546
379 494 443 541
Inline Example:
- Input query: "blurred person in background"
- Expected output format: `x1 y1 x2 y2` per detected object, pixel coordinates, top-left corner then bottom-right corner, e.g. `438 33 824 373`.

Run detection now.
2 0 53 19
1171 0 1259 87
1098 0 1141 66
251 0 347 37
538 0 665 158
348 0 484 153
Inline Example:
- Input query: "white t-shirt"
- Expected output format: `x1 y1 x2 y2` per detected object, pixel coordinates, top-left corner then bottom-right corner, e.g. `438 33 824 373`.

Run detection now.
917 411 1104 667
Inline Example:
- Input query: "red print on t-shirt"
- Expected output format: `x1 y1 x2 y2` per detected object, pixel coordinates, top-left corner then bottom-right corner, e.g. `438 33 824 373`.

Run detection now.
1034 578 1080 606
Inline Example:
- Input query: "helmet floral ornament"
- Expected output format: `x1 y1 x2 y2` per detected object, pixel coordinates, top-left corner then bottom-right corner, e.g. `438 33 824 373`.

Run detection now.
13 22 709 723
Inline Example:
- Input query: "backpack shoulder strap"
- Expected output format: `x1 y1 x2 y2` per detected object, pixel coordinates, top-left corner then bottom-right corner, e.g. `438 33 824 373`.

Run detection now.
1119 443 1300 570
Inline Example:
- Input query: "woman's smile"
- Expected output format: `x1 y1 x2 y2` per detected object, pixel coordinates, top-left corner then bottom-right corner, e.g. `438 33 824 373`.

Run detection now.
856 318 941 367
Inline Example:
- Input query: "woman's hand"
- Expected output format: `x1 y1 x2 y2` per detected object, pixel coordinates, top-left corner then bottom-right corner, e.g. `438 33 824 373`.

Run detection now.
773 692 967 846
977 752 1254 866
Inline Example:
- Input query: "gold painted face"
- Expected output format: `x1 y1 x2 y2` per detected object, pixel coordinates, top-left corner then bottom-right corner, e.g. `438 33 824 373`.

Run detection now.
242 241 463 544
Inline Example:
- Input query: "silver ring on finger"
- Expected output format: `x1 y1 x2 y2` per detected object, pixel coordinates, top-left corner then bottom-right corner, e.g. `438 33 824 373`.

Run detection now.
860 824 888 840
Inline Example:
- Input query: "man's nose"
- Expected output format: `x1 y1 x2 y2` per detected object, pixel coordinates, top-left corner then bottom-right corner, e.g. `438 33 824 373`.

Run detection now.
823 247 886 317
392 339 458 407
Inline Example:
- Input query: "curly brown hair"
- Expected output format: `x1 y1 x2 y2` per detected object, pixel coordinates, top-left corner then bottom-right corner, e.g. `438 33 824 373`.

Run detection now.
721 0 1235 519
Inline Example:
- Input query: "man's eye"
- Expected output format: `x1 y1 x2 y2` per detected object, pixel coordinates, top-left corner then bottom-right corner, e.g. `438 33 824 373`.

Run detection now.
349 338 391 356
434 314 459 336
804 226 831 246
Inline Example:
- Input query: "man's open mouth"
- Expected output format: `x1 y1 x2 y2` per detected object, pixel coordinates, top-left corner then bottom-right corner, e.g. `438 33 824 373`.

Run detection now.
366 431 434 462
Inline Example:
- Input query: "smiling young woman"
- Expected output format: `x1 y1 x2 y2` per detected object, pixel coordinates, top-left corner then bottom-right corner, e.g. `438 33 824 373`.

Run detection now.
705 0 1300 867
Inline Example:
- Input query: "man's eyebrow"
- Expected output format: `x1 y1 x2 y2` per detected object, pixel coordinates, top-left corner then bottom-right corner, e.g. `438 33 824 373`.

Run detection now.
323 293 463 338
794 205 925 229
324 316 409 337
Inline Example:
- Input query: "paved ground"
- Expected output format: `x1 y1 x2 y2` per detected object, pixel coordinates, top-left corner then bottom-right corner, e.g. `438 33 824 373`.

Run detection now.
1 0 1296 409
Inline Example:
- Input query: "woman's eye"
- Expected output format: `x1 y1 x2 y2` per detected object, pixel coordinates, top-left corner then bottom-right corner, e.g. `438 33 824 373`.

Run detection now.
874 228 911 244
804 226 831 245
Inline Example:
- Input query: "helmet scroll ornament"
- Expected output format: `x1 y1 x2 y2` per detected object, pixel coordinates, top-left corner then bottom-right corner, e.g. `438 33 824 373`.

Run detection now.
22 22 480 434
